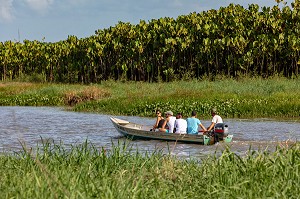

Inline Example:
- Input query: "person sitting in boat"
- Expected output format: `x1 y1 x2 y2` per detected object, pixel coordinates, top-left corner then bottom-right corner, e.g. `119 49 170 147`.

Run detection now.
159 111 176 133
152 109 165 131
206 107 223 132
174 112 187 134
186 110 207 134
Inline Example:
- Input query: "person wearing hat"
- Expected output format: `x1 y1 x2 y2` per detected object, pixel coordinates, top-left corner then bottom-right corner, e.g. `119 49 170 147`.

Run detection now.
159 110 176 133
206 107 223 132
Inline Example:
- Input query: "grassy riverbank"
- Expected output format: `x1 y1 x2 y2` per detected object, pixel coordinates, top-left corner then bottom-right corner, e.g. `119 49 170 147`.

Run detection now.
0 141 299 198
0 77 299 119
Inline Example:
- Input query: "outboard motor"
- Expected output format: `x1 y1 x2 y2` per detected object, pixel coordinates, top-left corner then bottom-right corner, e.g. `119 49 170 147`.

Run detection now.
214 123 229 142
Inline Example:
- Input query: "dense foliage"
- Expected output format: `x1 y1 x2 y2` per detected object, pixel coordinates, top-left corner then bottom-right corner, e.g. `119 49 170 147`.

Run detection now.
0 141 299 198
1 1 300 83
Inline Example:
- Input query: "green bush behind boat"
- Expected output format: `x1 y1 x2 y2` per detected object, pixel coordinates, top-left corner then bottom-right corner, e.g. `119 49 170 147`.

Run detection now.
0 141 299 198
0 77 299 119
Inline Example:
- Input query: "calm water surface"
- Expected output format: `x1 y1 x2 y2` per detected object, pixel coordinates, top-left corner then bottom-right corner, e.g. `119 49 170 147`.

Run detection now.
0 107 299 158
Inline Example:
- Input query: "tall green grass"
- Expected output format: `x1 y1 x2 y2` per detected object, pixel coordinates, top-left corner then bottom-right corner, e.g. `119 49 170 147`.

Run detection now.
75 77 300 119
0 141 299 198
0 82 109 106
0 77 299 119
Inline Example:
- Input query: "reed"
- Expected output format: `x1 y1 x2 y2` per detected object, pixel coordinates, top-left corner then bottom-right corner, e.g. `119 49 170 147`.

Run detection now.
0 141 299 198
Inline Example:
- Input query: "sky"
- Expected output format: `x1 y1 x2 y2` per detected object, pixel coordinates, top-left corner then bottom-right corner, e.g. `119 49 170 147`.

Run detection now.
0 0 294 43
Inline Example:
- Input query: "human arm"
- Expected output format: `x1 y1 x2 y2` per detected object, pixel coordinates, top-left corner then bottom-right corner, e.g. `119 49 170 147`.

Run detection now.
206 122 215 132
153 117 161 129
199 123 207 132
173 120 177 132
158 118 169 132
161 118 168 129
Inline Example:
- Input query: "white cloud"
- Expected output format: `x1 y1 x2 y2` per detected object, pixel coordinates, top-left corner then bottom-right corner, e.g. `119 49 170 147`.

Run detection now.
24 0 54 14
0 0 14 22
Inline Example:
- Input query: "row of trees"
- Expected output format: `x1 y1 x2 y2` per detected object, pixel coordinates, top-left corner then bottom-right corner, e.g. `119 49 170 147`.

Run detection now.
1 1 300 83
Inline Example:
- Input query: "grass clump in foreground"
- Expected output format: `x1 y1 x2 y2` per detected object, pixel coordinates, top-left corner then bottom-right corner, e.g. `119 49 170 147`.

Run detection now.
0 141 299 198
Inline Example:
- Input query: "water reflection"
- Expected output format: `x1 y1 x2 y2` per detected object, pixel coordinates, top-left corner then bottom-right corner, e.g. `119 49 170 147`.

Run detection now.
0 107 299 158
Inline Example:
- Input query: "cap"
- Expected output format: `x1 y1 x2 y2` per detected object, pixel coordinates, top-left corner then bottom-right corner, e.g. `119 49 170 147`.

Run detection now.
211 107 217 114
165 111 173 116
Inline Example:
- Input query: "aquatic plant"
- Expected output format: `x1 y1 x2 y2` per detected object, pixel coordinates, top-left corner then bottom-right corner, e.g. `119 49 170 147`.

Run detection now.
0 140 299 198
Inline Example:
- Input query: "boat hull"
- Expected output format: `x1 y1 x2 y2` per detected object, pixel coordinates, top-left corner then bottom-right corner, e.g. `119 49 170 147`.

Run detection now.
110 117 233 145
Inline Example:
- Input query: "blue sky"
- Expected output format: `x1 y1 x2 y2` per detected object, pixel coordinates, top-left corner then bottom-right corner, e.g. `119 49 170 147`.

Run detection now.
0 0 293 42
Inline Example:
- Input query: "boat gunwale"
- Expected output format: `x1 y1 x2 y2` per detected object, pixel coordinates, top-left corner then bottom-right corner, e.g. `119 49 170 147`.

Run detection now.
110 117 209 144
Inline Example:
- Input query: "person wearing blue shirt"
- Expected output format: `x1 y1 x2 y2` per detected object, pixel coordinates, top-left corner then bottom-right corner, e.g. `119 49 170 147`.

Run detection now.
186 110 207 134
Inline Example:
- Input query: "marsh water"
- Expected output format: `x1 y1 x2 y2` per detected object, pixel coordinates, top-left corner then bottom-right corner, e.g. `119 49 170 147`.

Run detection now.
0 106 299 158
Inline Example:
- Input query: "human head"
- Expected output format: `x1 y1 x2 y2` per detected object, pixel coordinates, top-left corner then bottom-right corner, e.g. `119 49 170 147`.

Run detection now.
211 107 217 116
165 111 173 117
156 109 161 115
191 110 197 117
176 112 182 119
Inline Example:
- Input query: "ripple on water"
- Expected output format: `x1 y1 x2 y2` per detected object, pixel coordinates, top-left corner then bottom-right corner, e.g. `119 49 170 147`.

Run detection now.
0 106 299 158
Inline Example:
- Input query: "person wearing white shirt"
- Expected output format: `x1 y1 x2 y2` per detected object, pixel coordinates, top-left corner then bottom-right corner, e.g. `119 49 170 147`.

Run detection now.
159 111 176 133
174 113 187 134
207 107 223 132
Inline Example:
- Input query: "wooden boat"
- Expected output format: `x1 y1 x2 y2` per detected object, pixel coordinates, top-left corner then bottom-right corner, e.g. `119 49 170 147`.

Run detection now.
110 117 233 145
